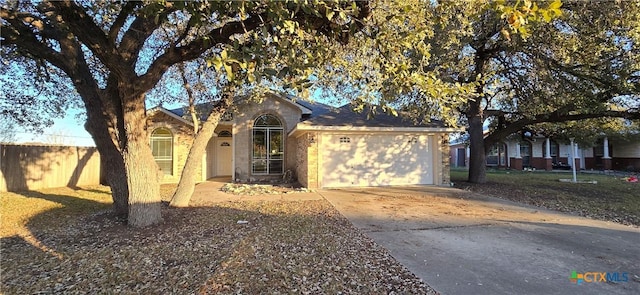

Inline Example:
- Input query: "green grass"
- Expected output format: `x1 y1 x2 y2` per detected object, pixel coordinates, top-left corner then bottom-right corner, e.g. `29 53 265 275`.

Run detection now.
450 168 640 226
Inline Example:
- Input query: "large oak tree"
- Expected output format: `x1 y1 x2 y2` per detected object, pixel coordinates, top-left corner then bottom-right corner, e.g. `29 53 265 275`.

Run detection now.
1 0 370 226
447 0 640 183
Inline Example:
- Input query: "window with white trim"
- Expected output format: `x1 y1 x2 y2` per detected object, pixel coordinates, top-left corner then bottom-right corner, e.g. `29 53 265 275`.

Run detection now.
339 137 351 143
252 114 284 174
150 128 173 175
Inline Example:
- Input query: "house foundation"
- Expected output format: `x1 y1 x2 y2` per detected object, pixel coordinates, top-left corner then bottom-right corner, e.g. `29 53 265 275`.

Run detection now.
602 158 612 170
510 157 523 170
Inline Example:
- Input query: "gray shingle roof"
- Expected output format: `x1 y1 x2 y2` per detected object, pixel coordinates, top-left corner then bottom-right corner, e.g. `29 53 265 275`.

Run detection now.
291 99 334 117
167 103 216 122
162 95 444 128
299 104 445 128
167 107 186 117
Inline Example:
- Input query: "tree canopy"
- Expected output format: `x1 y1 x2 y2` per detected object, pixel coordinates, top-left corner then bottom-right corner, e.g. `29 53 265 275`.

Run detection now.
311 0 638 183
461 0 640 182
1 0 371 226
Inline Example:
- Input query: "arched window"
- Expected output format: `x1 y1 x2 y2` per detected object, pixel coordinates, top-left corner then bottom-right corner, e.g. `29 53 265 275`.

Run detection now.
252 114 283 174
151 128 173 175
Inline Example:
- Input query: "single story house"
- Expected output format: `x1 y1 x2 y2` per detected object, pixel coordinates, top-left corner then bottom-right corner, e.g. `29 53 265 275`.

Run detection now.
148 93 455 189
450 134 640 172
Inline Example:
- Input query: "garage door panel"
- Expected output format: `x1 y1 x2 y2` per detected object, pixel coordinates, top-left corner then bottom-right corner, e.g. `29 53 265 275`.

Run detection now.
321 134 433 187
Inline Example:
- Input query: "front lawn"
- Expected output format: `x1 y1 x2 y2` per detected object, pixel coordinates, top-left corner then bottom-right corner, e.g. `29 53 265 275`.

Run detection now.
451 169 640 226
0 186 434 294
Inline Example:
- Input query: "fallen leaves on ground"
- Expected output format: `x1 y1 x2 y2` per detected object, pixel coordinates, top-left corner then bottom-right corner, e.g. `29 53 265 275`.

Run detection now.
1 196 436 294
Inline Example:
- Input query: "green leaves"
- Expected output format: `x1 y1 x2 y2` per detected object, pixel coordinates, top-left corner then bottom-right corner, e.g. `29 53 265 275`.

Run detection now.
326 9 335 21
542 0 563 22
190 1 371 96
495 0 563 39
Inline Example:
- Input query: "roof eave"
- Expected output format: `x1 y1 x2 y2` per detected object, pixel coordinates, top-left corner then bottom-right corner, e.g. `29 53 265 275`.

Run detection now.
148 106 194 127
289 124 460 137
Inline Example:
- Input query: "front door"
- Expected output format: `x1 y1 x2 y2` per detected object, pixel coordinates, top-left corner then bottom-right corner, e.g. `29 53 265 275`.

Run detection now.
216 138 232 176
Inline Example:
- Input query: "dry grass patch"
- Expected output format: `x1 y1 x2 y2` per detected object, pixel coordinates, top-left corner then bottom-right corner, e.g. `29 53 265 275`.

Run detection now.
0 186 112 238
451 169 640 226
1 186 435 294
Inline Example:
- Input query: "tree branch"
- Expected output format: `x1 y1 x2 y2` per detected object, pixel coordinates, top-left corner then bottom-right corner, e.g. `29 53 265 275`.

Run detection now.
173 16 194 48
138 11 268 92
484 110 640 147
118 6 176 65
0 7 67 71
47 1 130 79
107 1 140 45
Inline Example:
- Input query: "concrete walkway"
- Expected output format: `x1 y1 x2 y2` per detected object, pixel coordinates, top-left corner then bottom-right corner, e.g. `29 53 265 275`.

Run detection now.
319 186 640 295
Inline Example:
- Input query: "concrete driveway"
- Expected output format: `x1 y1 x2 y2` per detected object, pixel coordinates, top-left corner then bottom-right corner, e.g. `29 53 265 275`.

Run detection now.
319 186 640 295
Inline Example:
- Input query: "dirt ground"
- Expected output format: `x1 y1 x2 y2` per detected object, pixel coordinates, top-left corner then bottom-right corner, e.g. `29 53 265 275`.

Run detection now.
320 186 596 231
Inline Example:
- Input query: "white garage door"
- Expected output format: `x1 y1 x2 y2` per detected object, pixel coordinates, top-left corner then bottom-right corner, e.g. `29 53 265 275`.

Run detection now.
321 134 434 187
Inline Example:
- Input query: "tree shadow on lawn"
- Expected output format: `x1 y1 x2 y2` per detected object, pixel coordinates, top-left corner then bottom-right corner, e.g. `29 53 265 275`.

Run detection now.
3 190 424 295
0 189 271 294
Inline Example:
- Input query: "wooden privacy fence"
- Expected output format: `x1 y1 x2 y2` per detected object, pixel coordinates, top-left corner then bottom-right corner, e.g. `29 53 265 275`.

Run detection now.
0 144 101 192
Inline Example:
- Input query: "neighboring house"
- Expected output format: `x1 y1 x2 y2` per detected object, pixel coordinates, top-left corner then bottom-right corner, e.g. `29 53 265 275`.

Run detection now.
148 93 455 189
450 134 640 172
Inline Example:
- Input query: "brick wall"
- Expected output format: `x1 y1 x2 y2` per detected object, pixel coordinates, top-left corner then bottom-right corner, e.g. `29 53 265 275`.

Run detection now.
148 112 203 184
307 133 318 188
296 133 309 187
295 132 318 188
441 134 451 185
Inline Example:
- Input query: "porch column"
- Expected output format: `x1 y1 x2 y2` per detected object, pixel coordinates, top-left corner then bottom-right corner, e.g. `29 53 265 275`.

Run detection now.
466 146 470 167
544 138 552 171
570 138 577 182
573 142 581 170
603 137 610 158
512 142 523 170
602 136 612 170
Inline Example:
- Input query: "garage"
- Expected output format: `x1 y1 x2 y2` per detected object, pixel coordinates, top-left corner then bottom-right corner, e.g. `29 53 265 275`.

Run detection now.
289 103 453 189
320 133 435 187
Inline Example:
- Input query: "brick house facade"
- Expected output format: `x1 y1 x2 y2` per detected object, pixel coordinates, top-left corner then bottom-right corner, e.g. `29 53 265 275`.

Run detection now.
451 136 640 172
148 93 455 188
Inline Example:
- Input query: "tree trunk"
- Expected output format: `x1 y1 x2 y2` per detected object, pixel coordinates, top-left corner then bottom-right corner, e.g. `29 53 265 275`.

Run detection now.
121 93 162 227
467 85 489 183
82 97 129 216
170 95 233 207
96 140 129 215
467 46 493 184
467 109 487 183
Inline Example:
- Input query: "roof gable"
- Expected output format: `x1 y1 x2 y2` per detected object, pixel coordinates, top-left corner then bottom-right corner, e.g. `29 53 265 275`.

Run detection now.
148 106 194 126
